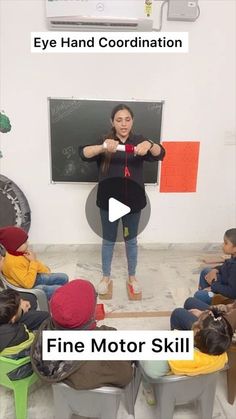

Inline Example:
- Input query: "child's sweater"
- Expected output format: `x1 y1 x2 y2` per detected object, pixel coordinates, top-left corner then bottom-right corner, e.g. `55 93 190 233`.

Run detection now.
169 349 228 375
0 322 35 380
0 322 34 356
141 350 228 379
211 256 236 298
2 252 50 288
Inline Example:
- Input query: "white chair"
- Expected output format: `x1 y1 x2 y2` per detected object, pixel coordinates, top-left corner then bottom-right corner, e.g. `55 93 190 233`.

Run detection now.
52 365 141 419
139 362 219 419
0 274 49 311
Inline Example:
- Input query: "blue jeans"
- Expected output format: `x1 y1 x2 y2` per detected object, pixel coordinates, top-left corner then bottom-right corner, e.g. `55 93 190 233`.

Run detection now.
193 267 215 304
34 273 69 299
170 297 210 330
100 209 141 276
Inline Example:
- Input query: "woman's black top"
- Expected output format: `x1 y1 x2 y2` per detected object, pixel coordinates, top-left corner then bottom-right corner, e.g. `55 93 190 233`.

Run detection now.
79 134 165 213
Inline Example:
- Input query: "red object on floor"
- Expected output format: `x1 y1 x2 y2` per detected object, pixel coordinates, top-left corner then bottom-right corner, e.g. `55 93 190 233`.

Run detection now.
95 304 105 320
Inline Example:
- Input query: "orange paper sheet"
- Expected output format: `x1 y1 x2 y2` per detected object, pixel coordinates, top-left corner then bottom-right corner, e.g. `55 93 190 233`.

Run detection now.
160 142 200 192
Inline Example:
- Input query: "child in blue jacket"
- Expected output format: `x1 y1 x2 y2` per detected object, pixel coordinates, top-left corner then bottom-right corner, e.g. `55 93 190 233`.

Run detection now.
194 228 236 304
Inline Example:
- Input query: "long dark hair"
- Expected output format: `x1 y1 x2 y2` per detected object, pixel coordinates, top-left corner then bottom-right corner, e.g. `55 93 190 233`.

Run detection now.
101 104 134 174
0 289 21 324
194 308 233 355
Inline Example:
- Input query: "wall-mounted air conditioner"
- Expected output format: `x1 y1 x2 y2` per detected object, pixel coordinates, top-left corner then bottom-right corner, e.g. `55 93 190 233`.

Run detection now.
46 0 154 31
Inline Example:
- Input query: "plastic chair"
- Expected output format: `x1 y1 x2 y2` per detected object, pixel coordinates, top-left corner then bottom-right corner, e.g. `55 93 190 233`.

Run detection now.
0 355 39 419
139 363 219 419
0 274 49 311
52 364 141 419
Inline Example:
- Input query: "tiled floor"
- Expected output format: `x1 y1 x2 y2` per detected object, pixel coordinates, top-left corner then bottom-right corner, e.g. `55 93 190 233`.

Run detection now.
0 244 235 418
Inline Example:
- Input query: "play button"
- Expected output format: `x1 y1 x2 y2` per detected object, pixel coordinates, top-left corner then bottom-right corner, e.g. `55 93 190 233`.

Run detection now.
85 177 151 242
109 198 130 222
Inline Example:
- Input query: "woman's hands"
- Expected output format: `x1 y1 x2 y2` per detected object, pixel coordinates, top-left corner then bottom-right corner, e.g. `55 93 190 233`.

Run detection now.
135 140 152 156
103 139 158 156
103 139 119 153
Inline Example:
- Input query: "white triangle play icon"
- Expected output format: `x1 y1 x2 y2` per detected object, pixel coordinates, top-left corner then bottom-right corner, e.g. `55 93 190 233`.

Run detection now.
108 198 131 222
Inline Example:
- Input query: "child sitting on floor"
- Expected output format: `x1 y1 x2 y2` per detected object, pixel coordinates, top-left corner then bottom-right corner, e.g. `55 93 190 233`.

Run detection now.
0 289 35 380
194 228 236 304
141 307 233 405
0 226 68 299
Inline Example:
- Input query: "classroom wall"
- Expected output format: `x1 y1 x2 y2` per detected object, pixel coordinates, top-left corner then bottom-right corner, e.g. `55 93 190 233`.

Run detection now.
0 0 235 244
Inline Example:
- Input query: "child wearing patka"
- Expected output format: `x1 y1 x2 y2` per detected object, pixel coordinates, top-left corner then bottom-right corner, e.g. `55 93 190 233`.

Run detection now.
31 279 133 390
0 226 68 299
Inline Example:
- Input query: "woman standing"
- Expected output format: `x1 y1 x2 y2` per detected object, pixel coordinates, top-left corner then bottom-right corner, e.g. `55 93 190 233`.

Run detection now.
80 104 165 298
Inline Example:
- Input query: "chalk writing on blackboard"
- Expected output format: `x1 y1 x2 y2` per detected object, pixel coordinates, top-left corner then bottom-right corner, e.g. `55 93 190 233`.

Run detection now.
63 160 77 177
51 100 82 123
62 146 76 159
147 102 163 112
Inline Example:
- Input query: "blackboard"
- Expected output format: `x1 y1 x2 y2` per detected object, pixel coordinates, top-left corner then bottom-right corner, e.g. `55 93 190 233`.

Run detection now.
49 98 163 183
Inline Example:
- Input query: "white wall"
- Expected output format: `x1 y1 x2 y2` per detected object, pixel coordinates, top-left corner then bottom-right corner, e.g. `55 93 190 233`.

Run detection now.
0 0 235 244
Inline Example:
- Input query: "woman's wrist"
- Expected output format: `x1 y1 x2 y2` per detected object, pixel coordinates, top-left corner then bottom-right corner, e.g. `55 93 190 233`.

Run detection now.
146 139 155 150
146 140 161 156
84 145 104 158
95 145 105 156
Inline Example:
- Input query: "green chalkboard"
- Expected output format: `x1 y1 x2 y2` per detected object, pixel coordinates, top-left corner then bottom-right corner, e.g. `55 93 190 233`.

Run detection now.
49 98 163 183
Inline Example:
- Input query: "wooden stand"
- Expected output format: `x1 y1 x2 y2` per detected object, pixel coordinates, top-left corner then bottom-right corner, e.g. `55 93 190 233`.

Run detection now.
98 280 113 300
202 256 224 264
227 342 236 404
126 282 142 301
202 255 230 264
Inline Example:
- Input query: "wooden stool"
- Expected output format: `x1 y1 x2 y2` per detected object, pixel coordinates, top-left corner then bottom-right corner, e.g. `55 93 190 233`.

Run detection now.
227 341 236 404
